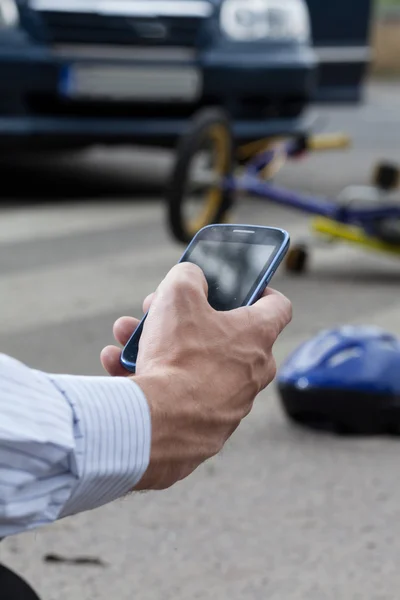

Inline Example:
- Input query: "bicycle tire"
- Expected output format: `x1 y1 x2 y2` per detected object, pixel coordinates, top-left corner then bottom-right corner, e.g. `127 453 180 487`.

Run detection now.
166 108 235 244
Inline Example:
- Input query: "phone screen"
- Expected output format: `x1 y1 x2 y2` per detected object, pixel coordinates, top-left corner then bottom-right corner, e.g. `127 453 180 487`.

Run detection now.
182 240 276 311
121 225 289 371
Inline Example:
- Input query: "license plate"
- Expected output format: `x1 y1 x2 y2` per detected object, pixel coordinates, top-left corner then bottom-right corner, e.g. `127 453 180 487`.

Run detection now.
59 64 202 102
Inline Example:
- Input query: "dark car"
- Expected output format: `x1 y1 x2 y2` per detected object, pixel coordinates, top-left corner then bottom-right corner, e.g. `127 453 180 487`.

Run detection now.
306 0 373 104
0 0 371 153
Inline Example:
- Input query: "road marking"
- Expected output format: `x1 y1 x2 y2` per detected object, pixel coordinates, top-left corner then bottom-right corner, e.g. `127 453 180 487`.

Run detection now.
0 201 162 245
0 220 310 335
0 244 182 335
1 216 399 336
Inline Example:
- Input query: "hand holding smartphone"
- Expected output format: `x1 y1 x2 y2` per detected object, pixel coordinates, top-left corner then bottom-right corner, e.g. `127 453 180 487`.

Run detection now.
121 224 290 373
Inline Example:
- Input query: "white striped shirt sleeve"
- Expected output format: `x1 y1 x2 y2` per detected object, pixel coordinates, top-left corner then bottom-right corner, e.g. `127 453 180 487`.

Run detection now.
0 354 151 538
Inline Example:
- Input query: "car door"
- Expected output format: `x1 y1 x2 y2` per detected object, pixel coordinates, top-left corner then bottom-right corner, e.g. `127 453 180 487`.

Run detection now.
305 0 374 103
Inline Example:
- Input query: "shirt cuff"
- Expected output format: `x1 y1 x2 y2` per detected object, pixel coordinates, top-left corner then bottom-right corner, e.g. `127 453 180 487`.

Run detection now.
47 374 151 518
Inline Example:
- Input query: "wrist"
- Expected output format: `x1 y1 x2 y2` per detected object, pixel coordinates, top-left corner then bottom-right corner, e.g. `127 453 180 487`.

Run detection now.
131 373 170 491
131 372 192 491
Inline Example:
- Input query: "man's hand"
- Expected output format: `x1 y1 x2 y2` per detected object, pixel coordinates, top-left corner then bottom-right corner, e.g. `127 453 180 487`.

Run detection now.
101 263 292 492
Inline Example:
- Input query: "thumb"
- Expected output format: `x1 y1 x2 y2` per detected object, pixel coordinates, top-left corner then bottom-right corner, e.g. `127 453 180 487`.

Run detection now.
154 262 209 305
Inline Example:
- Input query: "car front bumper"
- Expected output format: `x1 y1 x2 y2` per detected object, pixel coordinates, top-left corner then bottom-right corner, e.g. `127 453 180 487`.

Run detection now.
0 40 316 148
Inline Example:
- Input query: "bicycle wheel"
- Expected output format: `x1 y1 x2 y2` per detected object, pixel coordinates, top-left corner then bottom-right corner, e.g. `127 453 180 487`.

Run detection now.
166 108 235 244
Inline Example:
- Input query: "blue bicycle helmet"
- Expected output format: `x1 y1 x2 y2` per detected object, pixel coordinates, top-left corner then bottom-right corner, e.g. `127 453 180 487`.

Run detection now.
277 326 400 434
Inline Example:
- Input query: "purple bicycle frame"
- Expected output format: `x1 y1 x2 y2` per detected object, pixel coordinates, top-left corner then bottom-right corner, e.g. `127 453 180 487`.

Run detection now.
226 140 400 232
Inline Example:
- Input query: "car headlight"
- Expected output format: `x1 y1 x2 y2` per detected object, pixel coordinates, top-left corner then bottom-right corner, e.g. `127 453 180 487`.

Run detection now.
0 0 19 29
220 0 310 43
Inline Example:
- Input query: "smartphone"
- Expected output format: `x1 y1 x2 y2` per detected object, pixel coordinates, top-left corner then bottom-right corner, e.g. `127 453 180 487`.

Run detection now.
120 224 290 373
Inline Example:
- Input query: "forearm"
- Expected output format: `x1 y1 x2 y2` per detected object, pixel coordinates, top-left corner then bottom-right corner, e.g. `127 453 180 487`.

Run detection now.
0 355 151 537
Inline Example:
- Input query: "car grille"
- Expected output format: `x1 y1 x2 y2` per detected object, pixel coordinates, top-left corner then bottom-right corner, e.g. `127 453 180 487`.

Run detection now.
38 11 206 47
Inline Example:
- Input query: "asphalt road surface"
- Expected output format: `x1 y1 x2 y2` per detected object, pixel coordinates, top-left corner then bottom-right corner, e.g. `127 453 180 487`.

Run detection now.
1 82 400 600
